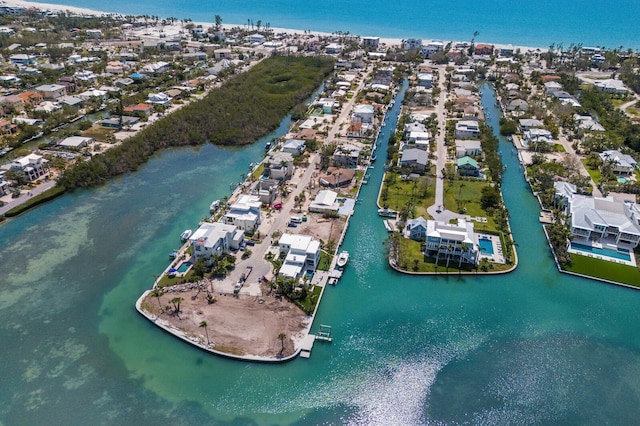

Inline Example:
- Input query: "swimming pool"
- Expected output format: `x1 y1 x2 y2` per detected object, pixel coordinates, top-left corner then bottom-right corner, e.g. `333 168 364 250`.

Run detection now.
617 177 629 184
478 237 494 255
570 243 631 261
177 262 192 273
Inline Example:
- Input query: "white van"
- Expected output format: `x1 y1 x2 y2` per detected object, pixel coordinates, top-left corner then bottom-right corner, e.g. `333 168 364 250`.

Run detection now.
290 216 303 224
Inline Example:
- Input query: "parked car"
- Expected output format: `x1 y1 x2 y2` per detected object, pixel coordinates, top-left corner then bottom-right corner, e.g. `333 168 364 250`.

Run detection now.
287 222 297 228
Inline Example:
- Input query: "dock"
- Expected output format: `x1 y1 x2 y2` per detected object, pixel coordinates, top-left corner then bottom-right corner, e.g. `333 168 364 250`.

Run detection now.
299 325 332 358
327 269 343 285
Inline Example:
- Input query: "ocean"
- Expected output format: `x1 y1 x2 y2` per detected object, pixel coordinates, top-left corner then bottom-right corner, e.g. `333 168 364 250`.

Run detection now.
30 0 640 49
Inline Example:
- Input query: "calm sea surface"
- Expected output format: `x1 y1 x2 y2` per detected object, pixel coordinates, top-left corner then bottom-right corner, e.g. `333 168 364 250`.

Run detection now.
2 76 640 424
30 0 640 49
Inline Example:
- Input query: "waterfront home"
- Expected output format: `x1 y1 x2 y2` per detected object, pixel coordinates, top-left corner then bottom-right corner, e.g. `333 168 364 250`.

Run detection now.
123 103 154 116
277 233 321 279
58 136 94 150
222 194 262 232
400 148 429 173
573 114 605 132
407 130 431 150
553 181 577 210
507 99 528 113
147 93 171 105
424 219 479 266
245 33 265 44
474 44 494 55
567 194 640 249
35 84 67 100
403 122 428 139
265 151 294 180
0 94 25 112
455 139 482 158
252 179 279 204
417 73 433 88
309 189 340 214
10 153 48 181
281 139 306 155
405 216 428 241
518 118 544 132
455 119 480 138
523 128 554 146
60 95 83 108
599 150 637 176
100 115 139 129
362 36 380 48
190 222 243 262
0 119 16 134
318 168 355 188
403 38 422 50
457 156 480 177
353 104 375 123
333 143 361 168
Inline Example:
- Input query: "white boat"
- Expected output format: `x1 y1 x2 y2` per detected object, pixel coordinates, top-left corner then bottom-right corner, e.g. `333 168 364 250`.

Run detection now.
337 251 349 268
210 199 221 212
180 229 192 241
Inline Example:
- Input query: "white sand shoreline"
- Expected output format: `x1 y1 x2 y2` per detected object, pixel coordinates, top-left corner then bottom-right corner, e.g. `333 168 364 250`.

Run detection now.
1 0 545 53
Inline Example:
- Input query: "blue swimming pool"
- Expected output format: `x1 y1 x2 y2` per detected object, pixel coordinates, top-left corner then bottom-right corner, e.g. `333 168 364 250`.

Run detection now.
570 243 631 261
177 262 192 273
478 237 494 255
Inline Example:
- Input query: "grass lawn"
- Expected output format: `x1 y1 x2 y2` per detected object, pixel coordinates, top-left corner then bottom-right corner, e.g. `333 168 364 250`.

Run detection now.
626 107 640 116
251 163 265 180
562 253 640 286
554 144 566 152
442 179 499 232
581 158 603 183
297 285 322 314
317 251 332 271
379 173 436 219
396 237 510 273
82 125 115 141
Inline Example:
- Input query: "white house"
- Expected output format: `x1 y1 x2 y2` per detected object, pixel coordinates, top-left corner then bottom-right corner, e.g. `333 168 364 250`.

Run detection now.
59 136 93 150
309 189 340 214
417 73 433 88
594 79 628 94
408 131 430 150
353 104 374 123
147 93 171 105
10 153 48 181
245 33 265 44
403 38 422 50
35 84 67 99
455 120 480 138
424 219 479 266
599 150 637 176
568 194 640 249
281 139 306 155
277 233 321 279
518 118 544 132
189 222 243 262
362 36 380 48
523 128 554 146
222 194 262 232
455 139 482 158
266 151 294 180
333 143 361 168
574 114 605 132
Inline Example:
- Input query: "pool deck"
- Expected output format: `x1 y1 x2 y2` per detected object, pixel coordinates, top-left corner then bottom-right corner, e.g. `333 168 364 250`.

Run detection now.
568 241 636 267
477 234 506 264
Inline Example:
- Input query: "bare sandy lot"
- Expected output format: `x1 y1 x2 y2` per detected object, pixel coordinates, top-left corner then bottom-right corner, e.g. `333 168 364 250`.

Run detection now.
142 281 309 358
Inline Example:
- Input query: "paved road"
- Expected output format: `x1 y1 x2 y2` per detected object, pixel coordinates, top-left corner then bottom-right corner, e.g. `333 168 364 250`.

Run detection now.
0 179 57 216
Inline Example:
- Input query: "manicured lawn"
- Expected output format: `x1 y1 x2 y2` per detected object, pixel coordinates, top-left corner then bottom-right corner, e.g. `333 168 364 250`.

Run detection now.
554 144 566 152
379 173 435 219
251 163 265 180
297 285 322 314
562 253 640 287
442 179 499 233
581 158 602 183
317 251 332 271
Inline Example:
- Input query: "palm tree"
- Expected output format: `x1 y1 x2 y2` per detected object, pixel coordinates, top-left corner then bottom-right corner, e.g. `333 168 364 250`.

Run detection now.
152 288 164 313
278 332 286 353
170 297 183 318
214 15 222 30
200 321 210 345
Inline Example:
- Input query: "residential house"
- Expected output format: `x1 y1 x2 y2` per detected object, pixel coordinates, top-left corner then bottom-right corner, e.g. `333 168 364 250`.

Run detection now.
325 43 342 54
100 115 139 128
57 76 77 93
142 61 170 74
318 167 355 188
457 156 480 177
245 33 265 44
277 233 321 279
407 131 430 150
405 216 428 241
424 219 479 266
0 119 17 134
353 104 374 123
567 194 640 249
400 148 429 173
599 150 637 176
507 99 528 112
10 153 48 181
333 143 361 168
523 128 554 146
123 103 154 116
518 118 544 132
252 179 279 204
265 151 294 180
9 54 35 65
105 61 128 75
85 29 102 38
455 119 480 138
78 88 108 101
417 72 433 88
574 114 605 132
455 139 482 158
281 139 306 155
474 44 494 55
189 222 242 262
362 36 380 48
35 84 67 100
214 48 232 59
0 94 24 112
74 70 96 82
309 189 340 214
58 136 93 150
222 194 262 232
147 93 171 105
60 95 83 108
594 79 628 94
115 77 134 87
553 181 577 210
403 38 422 50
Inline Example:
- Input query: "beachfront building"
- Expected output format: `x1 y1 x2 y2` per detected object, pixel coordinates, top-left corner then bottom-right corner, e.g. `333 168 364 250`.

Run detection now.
567 194 640 250
222 194 262 232
189 222 243 262
277 233 321 279
455 120 480 138
424 219 479 266
10 153 48 181
599 150 637 176
362 36 380 48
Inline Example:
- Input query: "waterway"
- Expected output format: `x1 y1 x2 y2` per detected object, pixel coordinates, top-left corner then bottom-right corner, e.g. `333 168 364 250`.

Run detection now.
2 82 640 424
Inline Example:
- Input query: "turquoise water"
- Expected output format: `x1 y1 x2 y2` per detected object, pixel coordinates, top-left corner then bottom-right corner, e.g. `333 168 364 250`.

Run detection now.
176 261 192 273
3 81 640 423
478 237 494 255
29 0 640 49
571 242 631 261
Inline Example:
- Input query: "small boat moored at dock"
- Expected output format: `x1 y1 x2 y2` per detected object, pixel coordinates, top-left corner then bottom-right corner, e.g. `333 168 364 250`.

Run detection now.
180 229 192 241
336 250 349 268
378 208 398 218
209 199 221 212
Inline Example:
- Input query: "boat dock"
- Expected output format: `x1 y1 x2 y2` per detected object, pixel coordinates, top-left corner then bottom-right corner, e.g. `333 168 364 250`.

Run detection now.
327 269 343 285
300 325 333 358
